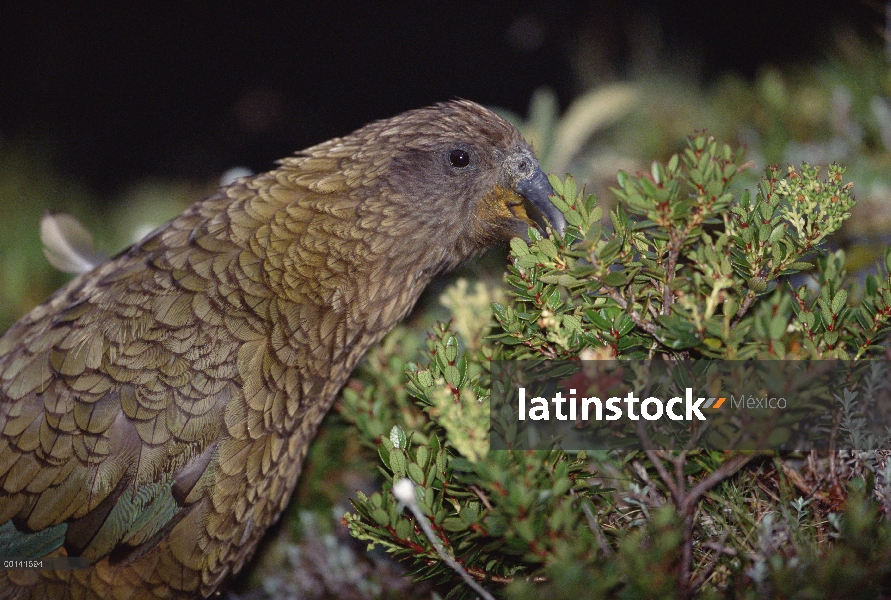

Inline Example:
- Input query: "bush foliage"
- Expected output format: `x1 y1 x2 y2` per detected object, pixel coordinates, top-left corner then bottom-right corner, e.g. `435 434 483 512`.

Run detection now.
339 135 891 599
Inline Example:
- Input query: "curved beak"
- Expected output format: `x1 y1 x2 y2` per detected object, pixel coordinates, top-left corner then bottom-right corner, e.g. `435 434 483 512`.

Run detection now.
514 168 566 235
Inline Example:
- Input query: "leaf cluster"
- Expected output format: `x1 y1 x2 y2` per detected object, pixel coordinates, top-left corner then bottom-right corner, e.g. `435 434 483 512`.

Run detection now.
341 134 891 599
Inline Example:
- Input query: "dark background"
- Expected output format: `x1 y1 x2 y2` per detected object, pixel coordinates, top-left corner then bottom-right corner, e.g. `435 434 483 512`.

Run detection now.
0 2 883 196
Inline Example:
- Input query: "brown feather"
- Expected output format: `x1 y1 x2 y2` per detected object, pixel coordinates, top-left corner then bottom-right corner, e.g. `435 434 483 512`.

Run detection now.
0 100 561 599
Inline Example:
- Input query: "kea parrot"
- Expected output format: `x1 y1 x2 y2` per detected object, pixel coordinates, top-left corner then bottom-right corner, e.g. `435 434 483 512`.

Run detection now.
0 100 564 599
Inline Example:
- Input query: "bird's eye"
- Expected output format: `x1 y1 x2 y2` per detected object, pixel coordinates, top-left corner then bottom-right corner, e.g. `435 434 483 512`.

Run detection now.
449 149 470 168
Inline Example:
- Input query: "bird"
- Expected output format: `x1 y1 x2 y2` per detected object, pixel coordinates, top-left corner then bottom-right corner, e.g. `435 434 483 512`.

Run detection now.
0 99 564 599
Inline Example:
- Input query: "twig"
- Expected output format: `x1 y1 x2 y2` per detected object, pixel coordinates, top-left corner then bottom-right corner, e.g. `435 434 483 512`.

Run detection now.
731 289 757 326
681 454 756 514
609 289 658 334
636 421 682 501
661 222 693 316
572 489 614 557
470 485 494 511
635 416 758 599
394 478 496 600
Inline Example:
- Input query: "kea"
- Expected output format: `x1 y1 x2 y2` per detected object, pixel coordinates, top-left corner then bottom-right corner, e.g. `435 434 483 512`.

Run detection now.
0 100 564 599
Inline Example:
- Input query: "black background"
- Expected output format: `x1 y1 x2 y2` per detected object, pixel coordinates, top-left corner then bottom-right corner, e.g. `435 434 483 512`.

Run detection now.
0 2 882 196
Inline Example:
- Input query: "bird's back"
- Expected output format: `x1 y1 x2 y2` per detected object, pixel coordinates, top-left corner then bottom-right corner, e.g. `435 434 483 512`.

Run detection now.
0 172 418 598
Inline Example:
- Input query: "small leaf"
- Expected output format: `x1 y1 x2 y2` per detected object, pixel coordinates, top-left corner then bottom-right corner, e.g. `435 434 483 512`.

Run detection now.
597 237 622 263
390 425 407 450
460 503 480 526
417 370 434 388
389 451 406 477
443 364 461 387
407 462 426 485
818 299 833 325
552 477 571 497
395 517 413 540
547 173 564 195
603 270 629 287
564 210 583 227
585 309 613 330
516 254 540 269
371 508 390 526
831 289 848 315
415 446 429 468
769 315 786 340
747 277 768 293
667 153 679 172
590 206 603 222
510 237 530 257
616 170 629 188
444 337 459 362
492 302 508 322
441 517 468 532
537 238 559 259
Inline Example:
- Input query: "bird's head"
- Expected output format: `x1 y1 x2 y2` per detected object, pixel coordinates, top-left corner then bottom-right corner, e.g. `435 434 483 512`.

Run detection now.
287 100 564 262
274 100 565 285
374 100 566 251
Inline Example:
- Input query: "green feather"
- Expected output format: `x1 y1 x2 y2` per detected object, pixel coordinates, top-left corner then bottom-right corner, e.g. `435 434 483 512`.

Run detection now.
0 520 67 558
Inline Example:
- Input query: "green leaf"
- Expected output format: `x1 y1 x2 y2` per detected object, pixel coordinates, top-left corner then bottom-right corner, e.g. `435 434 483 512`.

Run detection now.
590 206 603 222
417 370 434 388
789 261 813 271
564 210 583 227
539 273 582 288
516 254 540 269
603 270 629 287
768 223 785 244
769 315 786 340
597 237 622 263
460 503 480 526
616 170 629 188
415 445 428 468
800 310 815 330
667 153 679 172
747 277 768 293
389 450 406 477
552 477 571 497
441 517 467 532
395 517 413 540
831 289 848 315
818 299 833 325
537 238 559 259
436 449 447 476
587 309 615 330
444 338 459 362
378 444 391 469
407 462 426 485
371 508 390 526
443 364 461 387
389 425 406 450
492 302 508 323
510 237 530 257
651 160 662 185
547 173 564 195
